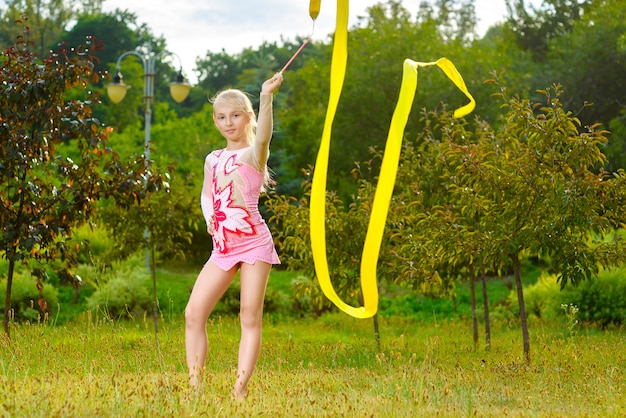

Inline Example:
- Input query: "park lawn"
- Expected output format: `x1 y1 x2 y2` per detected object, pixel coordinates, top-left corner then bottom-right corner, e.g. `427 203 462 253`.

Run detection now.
1 312 624 417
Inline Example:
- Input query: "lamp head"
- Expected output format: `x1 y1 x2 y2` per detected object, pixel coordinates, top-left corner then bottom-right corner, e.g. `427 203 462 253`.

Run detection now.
169 69 191 103
106 70 131 104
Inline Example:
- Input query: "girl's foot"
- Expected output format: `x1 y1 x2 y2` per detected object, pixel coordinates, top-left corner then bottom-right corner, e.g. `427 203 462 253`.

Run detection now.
189 370 203 391
233 383 248 401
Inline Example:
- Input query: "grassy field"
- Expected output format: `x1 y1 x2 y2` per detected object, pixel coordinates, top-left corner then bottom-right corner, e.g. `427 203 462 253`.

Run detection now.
1 311 624 417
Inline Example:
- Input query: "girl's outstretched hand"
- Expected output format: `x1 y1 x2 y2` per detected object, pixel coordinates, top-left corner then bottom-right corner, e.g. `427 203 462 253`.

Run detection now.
261 73 283 94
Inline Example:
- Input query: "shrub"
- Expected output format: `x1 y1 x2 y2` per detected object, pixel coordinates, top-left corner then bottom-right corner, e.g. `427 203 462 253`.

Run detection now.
213 277 290 317
509 268 626 327
562 268 626 328
0 271 59 322
86 265 151 319
73 223 115 262
379 293 422 317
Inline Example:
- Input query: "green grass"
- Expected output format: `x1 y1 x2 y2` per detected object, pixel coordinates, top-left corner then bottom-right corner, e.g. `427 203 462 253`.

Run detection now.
2 261 623 415
1 313 624 417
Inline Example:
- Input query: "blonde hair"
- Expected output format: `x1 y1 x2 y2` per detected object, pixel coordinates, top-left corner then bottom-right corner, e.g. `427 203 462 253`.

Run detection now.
210 89 256 146
210 88 274 191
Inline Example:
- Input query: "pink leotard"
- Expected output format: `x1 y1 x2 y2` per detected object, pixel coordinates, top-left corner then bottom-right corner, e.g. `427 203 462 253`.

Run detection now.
201 146 280 271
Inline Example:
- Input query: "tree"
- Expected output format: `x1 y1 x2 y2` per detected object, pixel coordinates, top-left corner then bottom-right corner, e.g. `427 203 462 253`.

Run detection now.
493 0 626 169
267 177 371 316
544 0 626 129
433 0 477 43
383 115 497 348
59 8 139 76
505 0 590 61
423 82 626 362
0 0 76 57
269 81 626 362
0 29 160 337
97 173 197 342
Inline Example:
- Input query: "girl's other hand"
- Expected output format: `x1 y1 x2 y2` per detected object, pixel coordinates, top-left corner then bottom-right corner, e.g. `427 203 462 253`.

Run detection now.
207 215 215 235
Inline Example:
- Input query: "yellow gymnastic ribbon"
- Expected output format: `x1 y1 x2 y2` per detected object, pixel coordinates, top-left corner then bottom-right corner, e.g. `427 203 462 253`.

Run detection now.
309 0 476 318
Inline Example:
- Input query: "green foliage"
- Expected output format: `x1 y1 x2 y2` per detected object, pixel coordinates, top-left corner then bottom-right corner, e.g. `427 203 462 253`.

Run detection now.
0 24 170 335
380 292 458 319
193 39 316 97
509 267 626 327
97 173 196 264
432 83 623 286
59 8 140 76
544 0 626 128
75 260 308 321
562 267 626 327
606 112 626 171
503 0 626 169
72 223 115 262
147 104 221 178
71 259 113 292
505 0 589 60
149 268 195 321
0 0 75 57
0 270 58 322
266 179 374 315
101 94 222 265
86 264 152 319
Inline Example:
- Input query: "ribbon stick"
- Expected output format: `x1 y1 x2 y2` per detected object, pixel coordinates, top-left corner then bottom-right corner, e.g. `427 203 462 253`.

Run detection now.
309 0 476 319
280 2 320 74
280 37 310 74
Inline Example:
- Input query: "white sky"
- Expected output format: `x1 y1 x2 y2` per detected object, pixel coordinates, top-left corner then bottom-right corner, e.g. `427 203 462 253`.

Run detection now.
99 0 541 83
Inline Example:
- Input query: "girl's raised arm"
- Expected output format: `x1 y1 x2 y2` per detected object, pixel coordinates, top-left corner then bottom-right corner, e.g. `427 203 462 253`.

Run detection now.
253 73 283 168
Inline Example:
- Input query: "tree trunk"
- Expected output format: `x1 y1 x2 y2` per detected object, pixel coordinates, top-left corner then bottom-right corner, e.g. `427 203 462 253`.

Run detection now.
480 262 491 350
511 253 531 363
359 290 380 350
469 264 478 348
372 315 380 351
4 258 16 338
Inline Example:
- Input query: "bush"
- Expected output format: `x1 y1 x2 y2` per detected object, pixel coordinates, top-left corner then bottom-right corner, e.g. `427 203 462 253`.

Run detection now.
510 268 626 327
213 276 291 317
0 271 59 322
379 292 461 320
72 223 116 263
86 265 152 319
562 268 626 328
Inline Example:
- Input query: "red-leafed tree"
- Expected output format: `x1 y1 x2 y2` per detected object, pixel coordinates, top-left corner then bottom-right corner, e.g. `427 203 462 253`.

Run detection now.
0 21 166 337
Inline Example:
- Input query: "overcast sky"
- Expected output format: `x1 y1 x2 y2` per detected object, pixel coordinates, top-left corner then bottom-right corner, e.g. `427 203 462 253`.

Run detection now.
100 0 541 83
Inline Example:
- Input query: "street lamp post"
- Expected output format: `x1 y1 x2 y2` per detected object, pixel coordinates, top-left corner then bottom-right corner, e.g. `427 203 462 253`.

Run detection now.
107 43 191 283
106 44 191 339
106 43 191 163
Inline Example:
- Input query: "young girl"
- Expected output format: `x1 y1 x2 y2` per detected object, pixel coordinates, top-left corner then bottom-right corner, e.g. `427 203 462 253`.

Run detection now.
185 73 283 399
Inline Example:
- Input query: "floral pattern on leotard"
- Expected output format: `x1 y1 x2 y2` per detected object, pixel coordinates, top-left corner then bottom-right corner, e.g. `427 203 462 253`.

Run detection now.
211 151 256 253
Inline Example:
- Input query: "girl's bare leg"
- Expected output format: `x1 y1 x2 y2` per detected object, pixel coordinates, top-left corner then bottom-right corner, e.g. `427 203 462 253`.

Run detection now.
185 261 237 387
233 261 271 399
